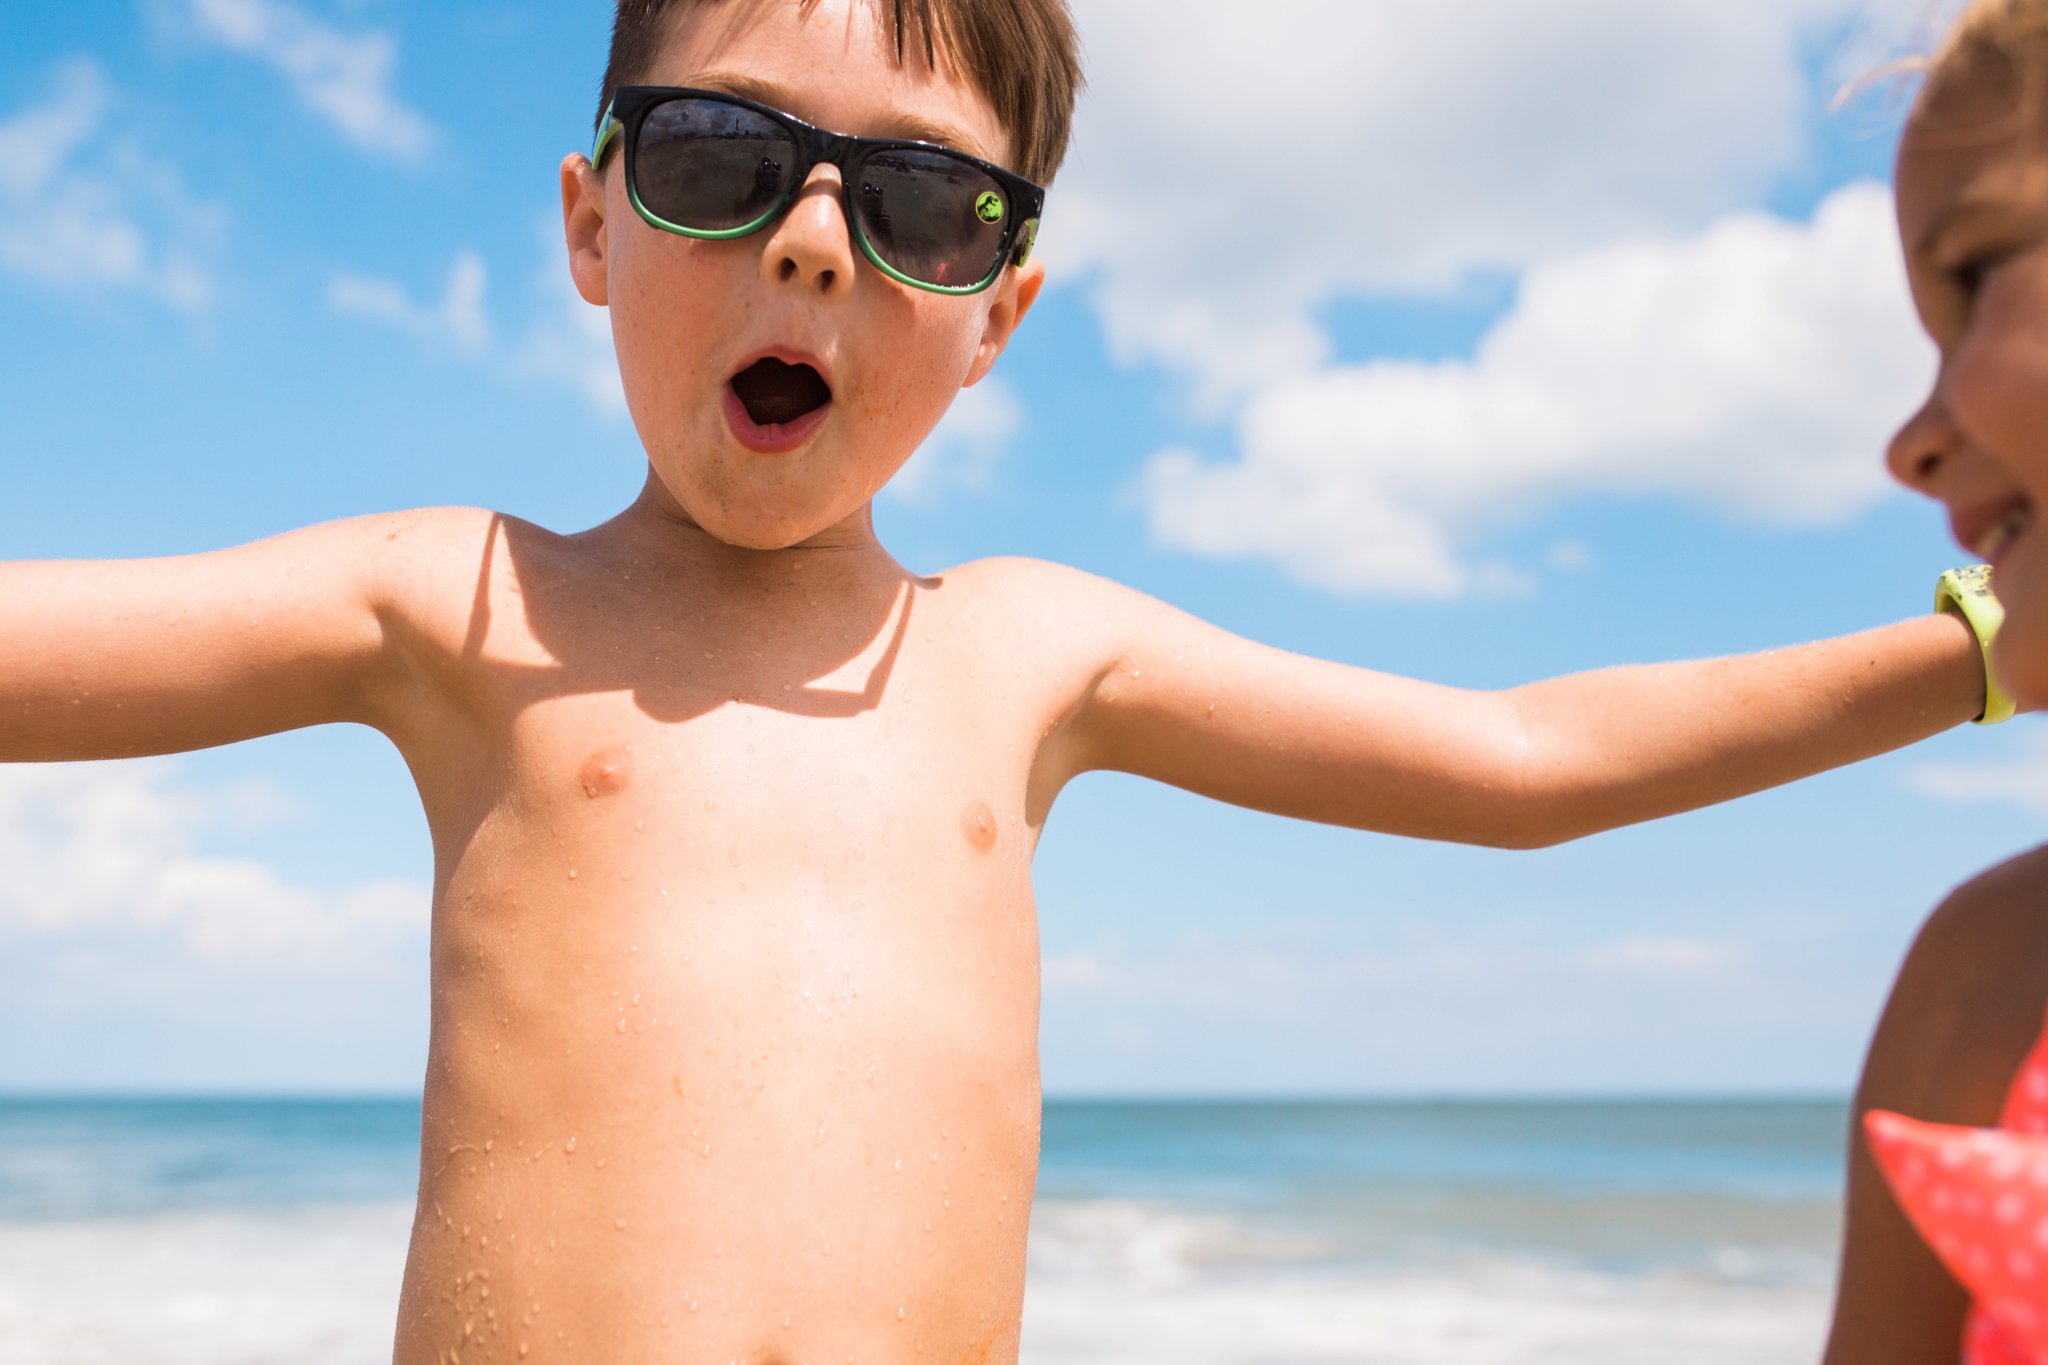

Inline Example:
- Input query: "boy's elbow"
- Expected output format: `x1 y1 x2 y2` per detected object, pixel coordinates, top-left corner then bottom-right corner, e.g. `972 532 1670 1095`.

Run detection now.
1463 765 1592 850
1469 821 1578 852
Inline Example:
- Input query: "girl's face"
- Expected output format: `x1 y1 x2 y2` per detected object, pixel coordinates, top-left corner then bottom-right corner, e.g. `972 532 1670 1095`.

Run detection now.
1890 59 2048 707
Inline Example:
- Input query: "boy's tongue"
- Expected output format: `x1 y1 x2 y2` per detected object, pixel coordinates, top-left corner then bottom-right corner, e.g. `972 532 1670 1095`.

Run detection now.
730 358 832 427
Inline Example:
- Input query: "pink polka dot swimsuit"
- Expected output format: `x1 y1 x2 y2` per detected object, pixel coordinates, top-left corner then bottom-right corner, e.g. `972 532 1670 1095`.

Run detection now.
1867 1017 2048 1365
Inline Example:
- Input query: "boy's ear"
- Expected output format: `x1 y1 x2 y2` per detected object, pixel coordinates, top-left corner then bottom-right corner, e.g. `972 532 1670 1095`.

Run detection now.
561 153 609 307
962 256 1046 388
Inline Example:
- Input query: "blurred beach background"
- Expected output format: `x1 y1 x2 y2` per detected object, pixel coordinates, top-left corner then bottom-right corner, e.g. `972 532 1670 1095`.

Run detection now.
0 1097 1845 1364
3 0 2046 1359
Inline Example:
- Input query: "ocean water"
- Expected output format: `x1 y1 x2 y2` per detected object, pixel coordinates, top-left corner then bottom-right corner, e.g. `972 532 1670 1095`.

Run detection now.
0 1097 1849 1364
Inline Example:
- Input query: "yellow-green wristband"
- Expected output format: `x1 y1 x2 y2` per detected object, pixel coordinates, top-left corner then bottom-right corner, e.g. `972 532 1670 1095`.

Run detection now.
1936 565 2015 725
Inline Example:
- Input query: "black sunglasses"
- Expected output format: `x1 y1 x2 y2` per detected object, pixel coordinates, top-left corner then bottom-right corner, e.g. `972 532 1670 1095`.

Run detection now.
593 86 1045 296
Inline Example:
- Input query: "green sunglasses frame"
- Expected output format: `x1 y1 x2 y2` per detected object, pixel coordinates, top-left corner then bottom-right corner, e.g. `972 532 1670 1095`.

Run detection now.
593 86 1045 296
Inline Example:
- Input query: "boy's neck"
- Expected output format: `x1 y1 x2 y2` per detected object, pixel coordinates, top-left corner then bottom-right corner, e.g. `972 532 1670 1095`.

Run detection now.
620 468 901 582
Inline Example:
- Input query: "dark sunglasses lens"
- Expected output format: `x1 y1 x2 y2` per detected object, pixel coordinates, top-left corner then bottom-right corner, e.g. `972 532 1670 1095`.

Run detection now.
855 149 1010 288
633 98 797 231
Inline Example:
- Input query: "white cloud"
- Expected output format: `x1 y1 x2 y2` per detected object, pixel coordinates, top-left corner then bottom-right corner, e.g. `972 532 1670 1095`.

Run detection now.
328 251 490 354
1052 0 1926 402
1142 183 1932 596
331 239 627 415
186 0 432 160
885 376 1023 505
1043 922 1751 1008
509 243 627 415
0 759 427 971
0 61 220 311
1581 936 1746 977
1908 726 2048 813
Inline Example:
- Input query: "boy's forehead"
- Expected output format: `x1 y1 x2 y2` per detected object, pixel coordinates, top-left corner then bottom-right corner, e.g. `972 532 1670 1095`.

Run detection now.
645 0 1008 165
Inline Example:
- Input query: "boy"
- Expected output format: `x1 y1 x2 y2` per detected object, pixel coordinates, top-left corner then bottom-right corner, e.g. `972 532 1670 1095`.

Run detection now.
0 0 1998 1360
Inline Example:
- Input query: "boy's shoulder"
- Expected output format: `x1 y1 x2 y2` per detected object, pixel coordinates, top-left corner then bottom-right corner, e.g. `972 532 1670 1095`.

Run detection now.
919 554 1173 625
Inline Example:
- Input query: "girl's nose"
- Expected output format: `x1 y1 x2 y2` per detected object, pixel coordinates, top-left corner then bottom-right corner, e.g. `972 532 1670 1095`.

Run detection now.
1887 389 1963 495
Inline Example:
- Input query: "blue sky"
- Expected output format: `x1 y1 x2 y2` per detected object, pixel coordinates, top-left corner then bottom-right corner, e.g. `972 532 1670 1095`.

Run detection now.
2 0 2042 1097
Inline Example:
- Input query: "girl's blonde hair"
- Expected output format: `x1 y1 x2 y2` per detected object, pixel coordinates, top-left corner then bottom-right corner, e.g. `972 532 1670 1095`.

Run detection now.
1917 0 2048 130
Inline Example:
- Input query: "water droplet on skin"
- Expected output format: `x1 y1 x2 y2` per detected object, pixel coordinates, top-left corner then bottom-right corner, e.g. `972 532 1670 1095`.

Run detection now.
783 683 792 692
519 1344 529 1358
617 1019 628 1033
567 869 578 880
728 845 741 867
633 994 641 1005
635 819 645 832
596 1158 606 1168
701 1143 713 1157
565 1138 577 1153
621 868 635 881
898 1308 906 1320
615 1219 626 1230
822 1243 831 1254
705 799 715 811
704 651 714 660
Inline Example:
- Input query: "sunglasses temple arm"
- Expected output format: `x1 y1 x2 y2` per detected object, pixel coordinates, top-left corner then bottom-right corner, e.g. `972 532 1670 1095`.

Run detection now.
591 106 622 167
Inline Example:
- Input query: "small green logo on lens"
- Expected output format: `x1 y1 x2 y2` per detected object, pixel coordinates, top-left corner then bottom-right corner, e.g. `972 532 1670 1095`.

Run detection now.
974 191 1005 223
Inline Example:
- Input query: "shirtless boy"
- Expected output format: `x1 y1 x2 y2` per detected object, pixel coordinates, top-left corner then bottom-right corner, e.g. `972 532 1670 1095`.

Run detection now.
0 0 2003 1361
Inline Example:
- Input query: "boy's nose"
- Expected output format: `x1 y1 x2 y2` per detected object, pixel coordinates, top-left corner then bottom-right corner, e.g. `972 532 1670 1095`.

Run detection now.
1887 388 1963 494
761 164 856 300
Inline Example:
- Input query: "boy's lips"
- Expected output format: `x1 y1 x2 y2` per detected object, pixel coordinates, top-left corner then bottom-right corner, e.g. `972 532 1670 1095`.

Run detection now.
1952 493 2034 567
725 352 834 455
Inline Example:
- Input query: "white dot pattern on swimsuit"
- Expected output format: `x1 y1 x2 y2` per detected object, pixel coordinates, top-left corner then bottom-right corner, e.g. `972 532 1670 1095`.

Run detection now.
1867 1014 2048 1365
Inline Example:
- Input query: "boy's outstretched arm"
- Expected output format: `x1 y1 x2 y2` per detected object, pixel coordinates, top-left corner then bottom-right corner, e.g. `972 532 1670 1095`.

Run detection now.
0 513 455 763
1050 573 1985 849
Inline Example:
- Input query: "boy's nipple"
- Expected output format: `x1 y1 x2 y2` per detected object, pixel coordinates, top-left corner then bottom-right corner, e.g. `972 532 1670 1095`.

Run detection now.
961 800 998 853
579 747 634 799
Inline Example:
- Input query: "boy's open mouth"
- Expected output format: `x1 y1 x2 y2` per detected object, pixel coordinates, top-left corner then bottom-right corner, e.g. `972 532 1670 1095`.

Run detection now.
729 358 833 428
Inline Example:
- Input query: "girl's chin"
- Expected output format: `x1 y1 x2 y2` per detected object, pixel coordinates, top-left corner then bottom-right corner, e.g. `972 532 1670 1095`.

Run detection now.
1993 594 2048 710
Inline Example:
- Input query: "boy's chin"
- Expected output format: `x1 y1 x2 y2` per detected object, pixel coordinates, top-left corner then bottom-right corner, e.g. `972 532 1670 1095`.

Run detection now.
656 482 867 553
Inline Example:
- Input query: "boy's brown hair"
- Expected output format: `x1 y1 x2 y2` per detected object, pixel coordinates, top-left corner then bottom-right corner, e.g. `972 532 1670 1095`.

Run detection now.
597 0 1083 184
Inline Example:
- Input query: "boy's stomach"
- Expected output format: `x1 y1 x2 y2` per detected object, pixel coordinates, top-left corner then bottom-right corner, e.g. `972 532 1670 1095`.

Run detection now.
391 868 1042 1365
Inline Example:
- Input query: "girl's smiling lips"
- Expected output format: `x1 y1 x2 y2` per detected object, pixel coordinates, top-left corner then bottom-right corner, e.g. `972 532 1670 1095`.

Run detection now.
1951 492 2033 568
